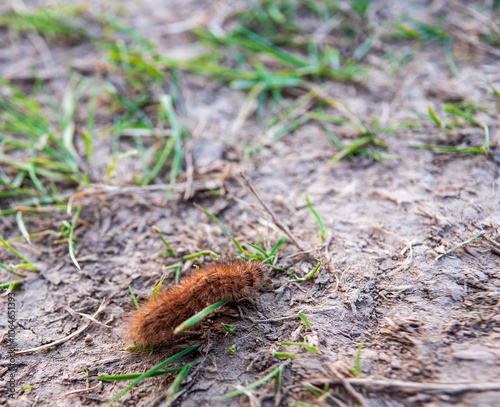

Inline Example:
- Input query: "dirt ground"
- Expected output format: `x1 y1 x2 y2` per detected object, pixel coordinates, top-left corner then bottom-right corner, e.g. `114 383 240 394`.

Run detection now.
1 0 500 406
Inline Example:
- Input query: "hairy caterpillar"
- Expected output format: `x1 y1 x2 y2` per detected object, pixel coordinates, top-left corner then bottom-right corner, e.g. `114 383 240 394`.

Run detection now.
129 260 265 346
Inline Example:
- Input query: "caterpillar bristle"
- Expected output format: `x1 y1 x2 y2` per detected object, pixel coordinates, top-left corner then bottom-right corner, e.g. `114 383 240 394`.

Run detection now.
128 260 265 347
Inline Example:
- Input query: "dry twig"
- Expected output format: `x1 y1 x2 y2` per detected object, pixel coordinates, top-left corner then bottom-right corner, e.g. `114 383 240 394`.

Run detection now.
15 301 107 355
308 377 500 394
327 366 370 407
238 171 307 251
63 383 101 398
435 231 486 261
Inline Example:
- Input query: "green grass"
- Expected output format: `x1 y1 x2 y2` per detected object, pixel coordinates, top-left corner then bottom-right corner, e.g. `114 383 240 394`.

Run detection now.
415 101 491 154
294 401 323 407
279 341 318 353
0 8 194 285
349 340 364 377
150 274 167 300
0 235 36 277
173 298 231 334
0 81 82 200
165 362 195 401
242 238 288 265
392 18 458 76
428 104 443 127
153 226 176 256
2 1 481 240
195 203 288 267
0 5 95 41
0 7 190 222
214 362 287 401
295 260 321 282
274 351 298 359
107 344 200 403
222 324 237 335
154 2 380 159
164 262 183 285
305 194 326 241
183 250 219 261
298 313 312 330
128 287 140 310
97 367 183 381
0 280 25 294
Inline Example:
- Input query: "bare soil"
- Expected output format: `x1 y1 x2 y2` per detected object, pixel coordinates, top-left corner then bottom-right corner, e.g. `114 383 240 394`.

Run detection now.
1 1 500 406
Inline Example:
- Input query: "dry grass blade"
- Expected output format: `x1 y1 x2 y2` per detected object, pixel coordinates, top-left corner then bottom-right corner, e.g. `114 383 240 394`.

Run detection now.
327 365 369 407
238 171 307 251
309 377 500 394
435 231 486 260
15 300 107 355
62 383 101 398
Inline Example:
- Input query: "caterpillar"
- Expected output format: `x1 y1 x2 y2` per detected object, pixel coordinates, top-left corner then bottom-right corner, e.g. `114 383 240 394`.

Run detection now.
128 260 265 346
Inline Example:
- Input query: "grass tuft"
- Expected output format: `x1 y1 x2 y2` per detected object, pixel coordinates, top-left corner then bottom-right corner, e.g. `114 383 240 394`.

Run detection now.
107 344 200 403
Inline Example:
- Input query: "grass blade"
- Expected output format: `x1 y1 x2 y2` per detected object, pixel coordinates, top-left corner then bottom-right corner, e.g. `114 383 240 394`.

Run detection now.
183 250 219 260
270 236 287 256
97 367 182 381
193 203 234 238
298 313 311 329
107 344 200 403
246 242 270 258
428 104 442 127
16 211 31 245
305 194 326 241
143 136 175 186
0 235 33 265
166 363 193 400
214 362 287 401
412 145 484 153
443 105 477 125
174 298 231 334
279 342 318 353
273 352 297 359
349 340 364 377
129 287 140 310
68 207 82 270
150 274 166 300
329 134 374 165
159 95 183 201
482 124 490 153
0 280 24 294
0 263 27 278
83 87 97 167
153 226 176 255
296 260 321 282
238 27 308 67
231 237 247 255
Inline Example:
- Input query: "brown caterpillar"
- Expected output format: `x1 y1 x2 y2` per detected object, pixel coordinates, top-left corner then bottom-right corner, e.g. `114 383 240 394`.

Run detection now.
128 260 265 346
